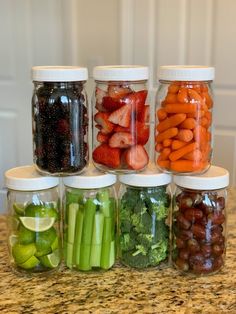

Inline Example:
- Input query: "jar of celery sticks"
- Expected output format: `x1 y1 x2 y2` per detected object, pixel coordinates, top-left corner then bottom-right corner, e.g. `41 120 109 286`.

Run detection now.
62 165 117 271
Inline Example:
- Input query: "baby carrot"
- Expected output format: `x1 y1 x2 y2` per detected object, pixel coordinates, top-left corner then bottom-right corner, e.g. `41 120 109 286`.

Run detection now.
165 103 197 114
177 88 188 103
157 108 167 121
183 149 202 161
156 113 186 132
157 159 170 169
156 127 178 143
179 117 196 129
165 93 178 104
171 140 187 150
158 148 171 161
169 142 198 162
170 160 204 172
163 138 172 147
177 129 193 142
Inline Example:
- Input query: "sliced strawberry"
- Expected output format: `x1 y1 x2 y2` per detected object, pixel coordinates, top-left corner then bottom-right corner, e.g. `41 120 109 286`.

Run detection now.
124 145 149 170
137 105 150 123
97 132 110 143
92 143 121 168
108 84 131 100
135 122 150 145
94 112 114 134
102 96 124 112
108 104 131 128
109 132 134 148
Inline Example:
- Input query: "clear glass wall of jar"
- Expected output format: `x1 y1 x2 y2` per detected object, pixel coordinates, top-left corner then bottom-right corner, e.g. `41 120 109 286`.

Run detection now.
92 65 150 173
155 66 215 175
4 166 61 274
118 166 172 268
62 165 117 271
32 66 89 176
172 166 229 275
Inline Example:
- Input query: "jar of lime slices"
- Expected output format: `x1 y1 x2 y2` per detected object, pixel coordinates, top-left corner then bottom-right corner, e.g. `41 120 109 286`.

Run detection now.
4 165 61 274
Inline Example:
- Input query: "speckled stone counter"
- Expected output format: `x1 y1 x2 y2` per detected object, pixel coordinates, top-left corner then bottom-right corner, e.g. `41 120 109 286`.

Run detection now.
0 189 235 314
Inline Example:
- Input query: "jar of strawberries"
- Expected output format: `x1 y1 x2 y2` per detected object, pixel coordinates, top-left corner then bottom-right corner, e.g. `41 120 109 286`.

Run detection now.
155 66 215 174
92 65 150 173
172 166 229 275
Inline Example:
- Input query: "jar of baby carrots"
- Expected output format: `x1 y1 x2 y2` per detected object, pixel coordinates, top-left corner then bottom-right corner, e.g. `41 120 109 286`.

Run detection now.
155 66 215 174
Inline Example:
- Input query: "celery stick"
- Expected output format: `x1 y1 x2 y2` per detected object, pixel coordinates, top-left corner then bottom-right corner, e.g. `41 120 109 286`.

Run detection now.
97 189 111 217
79 199 96 271
68 203 79 244
100 217 112 269
65 241 74 269
90 212 104 267
74 208 84 265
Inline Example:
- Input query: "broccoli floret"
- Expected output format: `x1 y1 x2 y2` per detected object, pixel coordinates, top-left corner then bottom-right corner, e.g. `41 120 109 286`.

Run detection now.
149 239 168 266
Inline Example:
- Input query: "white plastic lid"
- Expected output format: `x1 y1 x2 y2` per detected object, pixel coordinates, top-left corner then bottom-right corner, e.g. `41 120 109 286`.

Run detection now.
31 66 88 82
158 65 215 81
173 166 229 190
93 65 149 81
118 164 172 187
5 165 59 191
63 164 117 189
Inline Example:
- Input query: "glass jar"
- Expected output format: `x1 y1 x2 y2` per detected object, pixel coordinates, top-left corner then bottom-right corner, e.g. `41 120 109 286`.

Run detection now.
172 166 229 275
32 66 89 176
92 65 150 173
118 166 172 268
4 166 61 274
155 66 215 174
62 165 117 271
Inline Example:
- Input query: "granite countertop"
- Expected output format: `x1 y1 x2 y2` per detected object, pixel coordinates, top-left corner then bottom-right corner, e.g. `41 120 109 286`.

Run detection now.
0 189 235 314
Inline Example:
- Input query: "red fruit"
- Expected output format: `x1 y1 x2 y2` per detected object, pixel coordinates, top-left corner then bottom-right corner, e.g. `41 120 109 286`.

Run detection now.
97 132 109 143
124 145 149 170
92 143 121 168
108 104 131 128
108 84 131 100
135 122 150 145
109 132 134 148
94 112 114 134
137 105 150 123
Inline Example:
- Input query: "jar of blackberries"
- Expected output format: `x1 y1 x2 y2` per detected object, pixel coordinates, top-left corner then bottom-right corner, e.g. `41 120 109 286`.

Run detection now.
32 66 89 176
172 166 229 275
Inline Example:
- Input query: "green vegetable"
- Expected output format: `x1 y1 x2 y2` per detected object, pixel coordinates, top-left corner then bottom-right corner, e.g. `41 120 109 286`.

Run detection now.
119 186 170 268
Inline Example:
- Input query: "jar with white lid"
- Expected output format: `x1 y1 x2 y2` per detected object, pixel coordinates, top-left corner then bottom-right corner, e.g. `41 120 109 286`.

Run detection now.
32 66 89 176
172 165 229 275
118 165 171 268
92 65 150 173
155 66 215 175
62 165 117 271
4 166 61 274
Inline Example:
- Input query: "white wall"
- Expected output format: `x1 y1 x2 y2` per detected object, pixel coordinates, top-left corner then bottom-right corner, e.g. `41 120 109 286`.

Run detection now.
0 0 235 211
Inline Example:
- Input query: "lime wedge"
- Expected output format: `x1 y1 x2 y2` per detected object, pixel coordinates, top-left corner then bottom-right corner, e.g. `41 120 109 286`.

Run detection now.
19 217 55 232
13 203 25 216
19 256 40 270
12 243 36 264
39 249 60 268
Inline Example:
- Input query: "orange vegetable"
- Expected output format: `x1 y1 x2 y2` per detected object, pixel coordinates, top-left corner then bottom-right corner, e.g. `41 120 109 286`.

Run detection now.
179 117 196 129
156 113 186 132
183 149 202 161
177 129 193 142
163 138 172 147
157 108 167 121
156 127 178 143
171 140 188 150
177 88 188 103
165 93 178 104
170 160 205 172
165 103 197 114
169 142 198 162
158 148 171 161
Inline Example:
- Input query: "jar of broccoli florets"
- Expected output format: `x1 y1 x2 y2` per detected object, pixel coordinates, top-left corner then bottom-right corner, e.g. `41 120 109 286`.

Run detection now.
118 165 172 268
